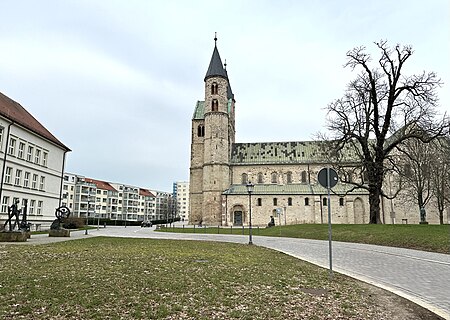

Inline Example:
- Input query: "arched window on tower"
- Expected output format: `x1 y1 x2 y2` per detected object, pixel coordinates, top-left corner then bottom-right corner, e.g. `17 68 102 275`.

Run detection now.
257 172 264 184
288 197 293 206
211 82 218 95
242 173 248 185
212 99 219 111
197 125 205 137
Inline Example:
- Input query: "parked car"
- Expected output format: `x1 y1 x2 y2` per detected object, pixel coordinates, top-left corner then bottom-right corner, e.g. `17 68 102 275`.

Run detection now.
141 221 152 227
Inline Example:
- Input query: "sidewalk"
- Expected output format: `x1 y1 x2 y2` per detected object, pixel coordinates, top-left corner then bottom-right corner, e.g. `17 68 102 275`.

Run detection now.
3 226 449 319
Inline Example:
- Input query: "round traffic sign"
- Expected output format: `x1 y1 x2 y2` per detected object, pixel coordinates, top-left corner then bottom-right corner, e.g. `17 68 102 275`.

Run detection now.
318 168 338 188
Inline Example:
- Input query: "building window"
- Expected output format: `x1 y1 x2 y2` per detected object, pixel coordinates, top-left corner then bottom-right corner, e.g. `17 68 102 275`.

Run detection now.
211 82 218 95
32 174 38 189
304 197 309 206
37 201 43 215
39 176 45 190
1 196 9 213
273 198 278 206
42 152 48 167
363 171 369 183
15 169 22 186
323 197 327 206
242 173 248 184
18 142 25 159
29 200 35 215
24 172 30 188
34 149 41 164
288 197 293 206
197 125 205 137
271 172 277 184
212 99 219 111
27 146 34 162
257 198 262 206
4 167 12 184
339 197 344 206
286 172 292 184
8 137 16 156
257 172 264 184
301 171 307 183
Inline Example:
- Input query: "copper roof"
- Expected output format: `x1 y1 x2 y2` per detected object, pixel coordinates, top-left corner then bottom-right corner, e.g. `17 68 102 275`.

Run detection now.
0 92 70 151
139 188 155 197
85 178 117 192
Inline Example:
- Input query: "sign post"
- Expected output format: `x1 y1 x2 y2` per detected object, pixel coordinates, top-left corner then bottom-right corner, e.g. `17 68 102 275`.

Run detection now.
318 167 338 280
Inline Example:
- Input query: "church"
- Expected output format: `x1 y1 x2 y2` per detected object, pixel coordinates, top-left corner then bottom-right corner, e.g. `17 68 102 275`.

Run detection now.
189 38 447 226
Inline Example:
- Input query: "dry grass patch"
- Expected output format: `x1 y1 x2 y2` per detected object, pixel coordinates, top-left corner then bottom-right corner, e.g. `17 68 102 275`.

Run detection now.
0 237 442 319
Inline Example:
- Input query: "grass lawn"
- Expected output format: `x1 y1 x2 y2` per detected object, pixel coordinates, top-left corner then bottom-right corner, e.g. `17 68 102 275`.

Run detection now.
159 224 450 254
0 237 440 319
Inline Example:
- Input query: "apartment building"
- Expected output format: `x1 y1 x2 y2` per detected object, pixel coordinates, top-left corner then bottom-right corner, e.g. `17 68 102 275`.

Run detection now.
62 173 173 223
173 181 189 222
0 92 70 230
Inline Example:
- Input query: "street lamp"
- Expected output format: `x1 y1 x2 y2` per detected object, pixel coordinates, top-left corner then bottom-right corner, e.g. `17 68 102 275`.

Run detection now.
85 198 90 235
246 181 254 245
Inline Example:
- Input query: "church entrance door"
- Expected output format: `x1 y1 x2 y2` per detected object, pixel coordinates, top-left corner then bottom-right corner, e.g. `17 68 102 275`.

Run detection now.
234 211 243 226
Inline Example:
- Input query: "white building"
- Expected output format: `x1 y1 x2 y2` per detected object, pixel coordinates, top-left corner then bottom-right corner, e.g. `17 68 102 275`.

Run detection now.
174 181 189 222
0 92 70 230
62 173 170 224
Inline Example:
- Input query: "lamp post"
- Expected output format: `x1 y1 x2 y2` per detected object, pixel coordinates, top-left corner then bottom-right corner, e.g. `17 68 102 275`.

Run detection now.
246 181 254 245
85 198 90 235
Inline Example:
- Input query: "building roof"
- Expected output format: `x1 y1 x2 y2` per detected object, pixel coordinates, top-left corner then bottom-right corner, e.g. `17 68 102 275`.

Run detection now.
0 91 70 151
85 178 117 192
230 141 357 165
192 101 205 120
204 44 228 81
139 188 156 197
223 183 368 196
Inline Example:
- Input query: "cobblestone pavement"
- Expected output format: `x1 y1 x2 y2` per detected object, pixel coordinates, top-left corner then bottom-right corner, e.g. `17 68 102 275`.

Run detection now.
6 226 450 319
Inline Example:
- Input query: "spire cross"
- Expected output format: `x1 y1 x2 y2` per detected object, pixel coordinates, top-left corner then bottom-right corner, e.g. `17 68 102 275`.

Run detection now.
224 59 227 70
214 32 217 45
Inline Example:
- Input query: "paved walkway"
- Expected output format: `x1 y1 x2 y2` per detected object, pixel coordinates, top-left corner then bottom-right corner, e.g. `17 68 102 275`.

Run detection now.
4 226 450 319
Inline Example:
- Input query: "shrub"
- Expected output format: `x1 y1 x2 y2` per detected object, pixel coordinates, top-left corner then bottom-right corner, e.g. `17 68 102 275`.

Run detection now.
62 217 85 229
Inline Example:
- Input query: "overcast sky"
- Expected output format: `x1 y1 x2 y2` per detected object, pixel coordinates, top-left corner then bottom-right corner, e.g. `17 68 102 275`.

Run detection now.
0 0 448 192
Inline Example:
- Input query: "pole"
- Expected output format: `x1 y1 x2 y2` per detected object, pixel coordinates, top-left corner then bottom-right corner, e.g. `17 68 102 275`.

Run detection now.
327 167 333 280
248 191 253 244
85 198 89 235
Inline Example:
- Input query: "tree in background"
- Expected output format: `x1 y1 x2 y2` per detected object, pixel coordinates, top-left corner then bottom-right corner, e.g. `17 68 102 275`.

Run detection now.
430 138 450 224
325 41 448 224
396 138 434 223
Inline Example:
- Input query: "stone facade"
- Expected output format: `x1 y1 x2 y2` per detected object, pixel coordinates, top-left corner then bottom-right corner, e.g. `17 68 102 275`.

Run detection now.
189 40 449 226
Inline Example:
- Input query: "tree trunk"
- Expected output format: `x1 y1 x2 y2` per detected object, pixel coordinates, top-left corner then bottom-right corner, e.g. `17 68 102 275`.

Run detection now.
368 185 382 224
439 210 444 225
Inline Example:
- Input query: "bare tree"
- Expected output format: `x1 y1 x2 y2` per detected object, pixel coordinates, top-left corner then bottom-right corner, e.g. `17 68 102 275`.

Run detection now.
325 41 448 224
430 138 450 224
396 138 434 222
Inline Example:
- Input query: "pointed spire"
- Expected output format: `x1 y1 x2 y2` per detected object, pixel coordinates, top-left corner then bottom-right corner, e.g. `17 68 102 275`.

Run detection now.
204 33 227 81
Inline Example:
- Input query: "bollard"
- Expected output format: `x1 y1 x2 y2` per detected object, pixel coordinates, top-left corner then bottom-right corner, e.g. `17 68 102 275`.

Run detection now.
194 225 196 233
204 225 207 233
218 225 220 234
242 226 244 235
231 225 233 234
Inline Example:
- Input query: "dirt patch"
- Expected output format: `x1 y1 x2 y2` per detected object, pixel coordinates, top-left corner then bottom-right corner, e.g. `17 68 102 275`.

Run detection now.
359 282 445 320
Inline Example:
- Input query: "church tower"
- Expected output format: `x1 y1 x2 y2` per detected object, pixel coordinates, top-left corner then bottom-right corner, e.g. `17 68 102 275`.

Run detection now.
189 36 235 225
